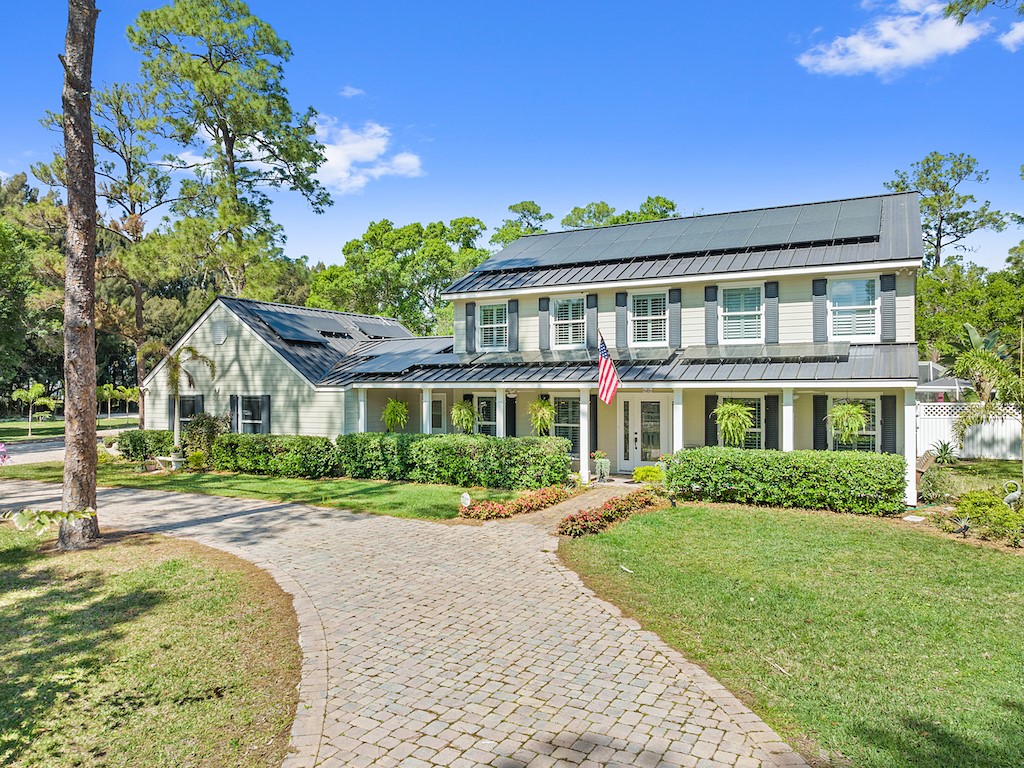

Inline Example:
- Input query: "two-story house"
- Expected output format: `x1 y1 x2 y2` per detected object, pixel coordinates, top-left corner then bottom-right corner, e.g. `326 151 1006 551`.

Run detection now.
144 192 923 502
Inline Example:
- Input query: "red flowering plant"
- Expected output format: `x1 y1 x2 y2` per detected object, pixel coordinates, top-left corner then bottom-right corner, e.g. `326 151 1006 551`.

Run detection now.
459 484 580 520
557 489 658 537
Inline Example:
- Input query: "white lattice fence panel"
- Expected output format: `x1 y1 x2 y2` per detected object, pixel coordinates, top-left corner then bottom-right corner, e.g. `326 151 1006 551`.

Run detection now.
916 403 1021 460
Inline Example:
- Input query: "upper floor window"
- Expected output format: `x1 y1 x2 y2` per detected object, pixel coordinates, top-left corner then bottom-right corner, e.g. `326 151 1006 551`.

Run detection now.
552 297 586 347
631 293 667 345
830 278 878 340
478 303 508 349
830 397 878 452
721 286 762 342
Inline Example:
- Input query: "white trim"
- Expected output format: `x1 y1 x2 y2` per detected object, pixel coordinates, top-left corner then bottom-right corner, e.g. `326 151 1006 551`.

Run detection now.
781 388 795 452
628 290 669 348
442 260 923 300
550 295 588 350
477 301 509 352
718 282 764 345
828 274 880 343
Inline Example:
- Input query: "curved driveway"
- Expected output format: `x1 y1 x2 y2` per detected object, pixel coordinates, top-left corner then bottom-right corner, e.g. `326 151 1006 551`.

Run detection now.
0 480 806 768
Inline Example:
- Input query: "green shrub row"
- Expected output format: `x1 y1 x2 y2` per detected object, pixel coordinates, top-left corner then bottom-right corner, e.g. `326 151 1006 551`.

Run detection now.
117 429 174 461
459 485 577 520
557 489 659 537
663 447 907 516
211 434 339 478
335 433 428 480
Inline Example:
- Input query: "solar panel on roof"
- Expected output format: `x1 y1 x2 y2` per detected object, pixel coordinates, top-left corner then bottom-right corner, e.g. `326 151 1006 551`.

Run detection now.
353 319 412 339
252 308 325 344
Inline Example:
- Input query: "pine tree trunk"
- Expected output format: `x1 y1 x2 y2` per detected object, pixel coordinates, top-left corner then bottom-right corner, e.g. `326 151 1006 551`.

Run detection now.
134 279 146 429
58 0 101 551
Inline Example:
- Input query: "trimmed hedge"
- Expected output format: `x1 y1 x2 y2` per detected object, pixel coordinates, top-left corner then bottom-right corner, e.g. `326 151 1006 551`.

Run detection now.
410 434 572 489
663 447 907 516
557 489 659 537
335 433 428 480
117 429 174 461
212 434 338 478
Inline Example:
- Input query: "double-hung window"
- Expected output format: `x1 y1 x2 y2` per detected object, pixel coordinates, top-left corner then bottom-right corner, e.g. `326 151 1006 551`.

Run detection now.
552 298 586 347
631 293 667 345
240 396 264 434
478 303 508 350
178 396 199 430
553 397 581 456
831 397 878 452
721 286 762 342
476 396 497 436
720 397 763 449
830 278 878 340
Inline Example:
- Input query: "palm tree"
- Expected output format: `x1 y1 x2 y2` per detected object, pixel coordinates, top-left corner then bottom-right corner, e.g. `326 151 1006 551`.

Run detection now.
137 341 216 449
96 383 115 421
116 385 139 425
12 383 58 438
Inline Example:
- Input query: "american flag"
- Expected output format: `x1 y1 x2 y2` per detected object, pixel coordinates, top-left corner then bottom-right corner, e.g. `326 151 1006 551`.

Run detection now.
597 333 620 404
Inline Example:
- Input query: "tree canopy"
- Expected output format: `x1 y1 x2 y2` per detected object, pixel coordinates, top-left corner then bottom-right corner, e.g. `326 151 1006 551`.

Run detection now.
561 195 680 229
489 201 553 247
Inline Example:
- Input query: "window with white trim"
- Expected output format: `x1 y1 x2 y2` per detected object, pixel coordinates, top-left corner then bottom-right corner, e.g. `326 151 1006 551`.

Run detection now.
552 298 586 347
830 278 878 339
553 397 581 456
476 396 497 436
721 397 763 449
721 286 762 341
631 293 667 345
240 396 264 434
831 397 878 452
478 303 508 349
179 396 199 430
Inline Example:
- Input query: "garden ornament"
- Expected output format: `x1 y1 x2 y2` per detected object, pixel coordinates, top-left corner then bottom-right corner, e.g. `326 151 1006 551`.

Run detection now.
1003 481 1021 510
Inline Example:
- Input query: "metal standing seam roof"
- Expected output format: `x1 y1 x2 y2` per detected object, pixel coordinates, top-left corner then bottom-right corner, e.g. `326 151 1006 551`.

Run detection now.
443 193 923 297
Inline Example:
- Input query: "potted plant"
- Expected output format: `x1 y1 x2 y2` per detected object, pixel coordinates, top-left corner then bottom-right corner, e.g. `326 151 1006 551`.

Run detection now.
382 398 409 433
529 398 556 435
713 400 754 447
450 400 478 434
828 401 868 447
591 449 611 482
168 445 185 471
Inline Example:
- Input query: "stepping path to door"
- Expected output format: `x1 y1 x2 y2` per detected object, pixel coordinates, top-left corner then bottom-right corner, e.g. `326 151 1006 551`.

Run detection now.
0 480 807 768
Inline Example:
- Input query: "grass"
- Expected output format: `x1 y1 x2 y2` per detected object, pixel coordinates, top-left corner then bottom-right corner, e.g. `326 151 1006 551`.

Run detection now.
0 461 516 521
0 524 299 767
0 417 137 442
560 505 1024 768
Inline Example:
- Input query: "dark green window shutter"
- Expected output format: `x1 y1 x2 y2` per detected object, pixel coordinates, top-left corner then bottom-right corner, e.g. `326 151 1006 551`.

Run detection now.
880 274 897 342
229 394 238 433
168 396 175 432
880 395 897 454
615 292 628 349
704 395 718 446
507 299 519 352
813 395 828 450
260 395 271 434
465 302 476 354
590 394 598 454
586 294 598 349
812 279 827 343
764 282 779 344
764 394 779 450
538 298 550 351
668 288 682 348
505 396 517 437
704 286 718 345
195 394 204 414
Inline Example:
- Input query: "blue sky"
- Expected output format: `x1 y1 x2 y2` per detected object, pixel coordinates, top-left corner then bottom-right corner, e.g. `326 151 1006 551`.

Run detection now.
1 0 1021 268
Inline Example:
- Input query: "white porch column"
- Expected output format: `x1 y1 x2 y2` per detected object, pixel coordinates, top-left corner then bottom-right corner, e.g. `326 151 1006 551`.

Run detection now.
496 387 506 437
904 387 917 506
781 388 795 452
357 388 367 434
421 388 432 435
579 388 591 483
672 389 684 453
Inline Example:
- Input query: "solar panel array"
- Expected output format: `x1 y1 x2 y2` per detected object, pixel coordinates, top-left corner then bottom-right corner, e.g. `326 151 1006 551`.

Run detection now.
478 197 883 273
252 308 325 344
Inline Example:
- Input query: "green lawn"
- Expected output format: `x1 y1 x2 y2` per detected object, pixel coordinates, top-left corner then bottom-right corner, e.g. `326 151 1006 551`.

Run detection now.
0 417 137 442
561 505 1024 768
0 461 515 520
0 524 299 767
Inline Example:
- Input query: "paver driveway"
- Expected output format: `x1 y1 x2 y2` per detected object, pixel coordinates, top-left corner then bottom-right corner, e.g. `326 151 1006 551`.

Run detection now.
0 480 807 768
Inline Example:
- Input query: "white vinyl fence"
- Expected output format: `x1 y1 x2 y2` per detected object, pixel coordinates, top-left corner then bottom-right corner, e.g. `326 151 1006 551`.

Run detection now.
917 403 1022 460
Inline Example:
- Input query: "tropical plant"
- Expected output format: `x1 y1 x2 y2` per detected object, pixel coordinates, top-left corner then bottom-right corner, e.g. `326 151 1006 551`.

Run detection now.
961 322 1012 360
96 383 115 419
116 385 140 424
828 402 869 446
137 341 216 449
930 440 959 465
529 398 556 435
382 398 409 433
450 401 478 434
713 400 754 447
11 383 58 437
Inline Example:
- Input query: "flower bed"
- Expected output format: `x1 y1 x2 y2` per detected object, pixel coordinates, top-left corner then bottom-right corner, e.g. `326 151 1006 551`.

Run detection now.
458 485 577 520
557 489 659 537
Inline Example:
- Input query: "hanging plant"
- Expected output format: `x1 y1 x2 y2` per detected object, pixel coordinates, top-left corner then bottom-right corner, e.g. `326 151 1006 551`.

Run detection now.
828 401 868 446
382 398 409 433
714 400 754 447
450 401 478 434
529 398 556 435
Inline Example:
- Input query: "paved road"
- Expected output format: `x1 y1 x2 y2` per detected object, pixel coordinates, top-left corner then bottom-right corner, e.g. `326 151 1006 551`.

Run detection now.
2 430 123 466
0 480 807 768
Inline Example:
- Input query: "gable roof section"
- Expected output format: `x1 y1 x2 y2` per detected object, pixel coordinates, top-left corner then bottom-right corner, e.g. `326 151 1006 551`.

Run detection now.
444 192 923 297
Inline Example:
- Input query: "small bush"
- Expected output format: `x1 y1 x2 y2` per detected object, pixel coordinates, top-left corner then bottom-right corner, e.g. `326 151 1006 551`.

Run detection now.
181 413 229 464
919 466 960 504
117 429 174 461
632 465 664 484
459 485 577 520
187 451 207 471
558 489 658 537
950 491 1024 547
663 447 906 516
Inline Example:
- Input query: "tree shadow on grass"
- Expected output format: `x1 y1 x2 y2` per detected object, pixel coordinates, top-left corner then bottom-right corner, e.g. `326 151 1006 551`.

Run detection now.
852 712 1024 768
0 538 166 766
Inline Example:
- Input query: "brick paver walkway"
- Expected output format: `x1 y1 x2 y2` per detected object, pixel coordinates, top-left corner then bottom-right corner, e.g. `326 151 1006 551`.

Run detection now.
0 480 807 768
507 479 637 532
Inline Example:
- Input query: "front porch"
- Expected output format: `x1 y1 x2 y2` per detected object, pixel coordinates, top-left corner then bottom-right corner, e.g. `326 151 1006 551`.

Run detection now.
349 383 919 504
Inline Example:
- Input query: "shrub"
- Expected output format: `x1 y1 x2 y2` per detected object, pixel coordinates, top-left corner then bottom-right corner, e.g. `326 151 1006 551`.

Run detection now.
117 429 174 461
410 434 572 489
210 434 275 474
212 434 338 478
459 485 577 520
557 489 658 537
632 465 664 484
951 491 1024 547
335 432 428 480
181 412 229 464
919 466 960 504
662 447 906 516
187 451 207 471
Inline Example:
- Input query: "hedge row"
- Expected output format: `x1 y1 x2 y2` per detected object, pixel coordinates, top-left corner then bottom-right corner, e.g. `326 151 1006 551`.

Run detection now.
211 434 339 478
663 447 907 515
117 429 174 461
459 485 577 520
557 489 659 537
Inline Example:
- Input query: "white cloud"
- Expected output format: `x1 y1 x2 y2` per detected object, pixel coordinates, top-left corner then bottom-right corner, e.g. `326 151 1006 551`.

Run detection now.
798 1 990 78
315 119 423 193
999 21 1024 51
338 85 365 98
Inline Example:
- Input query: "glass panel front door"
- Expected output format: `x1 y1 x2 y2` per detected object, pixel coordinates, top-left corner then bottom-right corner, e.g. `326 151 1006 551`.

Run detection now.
640 401 661 462
619 395 667 471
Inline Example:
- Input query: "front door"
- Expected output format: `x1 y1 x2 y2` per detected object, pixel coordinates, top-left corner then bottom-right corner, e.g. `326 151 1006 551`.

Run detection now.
618 395 670 472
